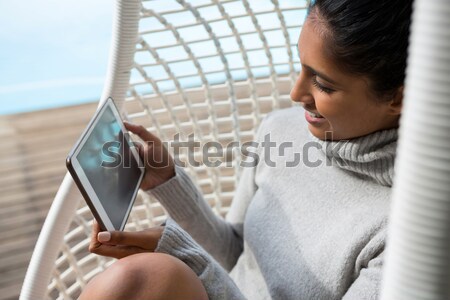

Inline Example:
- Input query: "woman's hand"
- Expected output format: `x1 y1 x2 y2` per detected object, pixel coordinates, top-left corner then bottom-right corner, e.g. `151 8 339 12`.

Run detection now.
124 121 175 191
89 221 165 259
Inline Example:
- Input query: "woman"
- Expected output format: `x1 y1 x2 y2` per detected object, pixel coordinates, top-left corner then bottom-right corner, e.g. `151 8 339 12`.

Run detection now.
80 0 411 299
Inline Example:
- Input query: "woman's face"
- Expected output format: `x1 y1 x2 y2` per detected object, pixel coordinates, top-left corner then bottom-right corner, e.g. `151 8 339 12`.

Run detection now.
290 17 401 141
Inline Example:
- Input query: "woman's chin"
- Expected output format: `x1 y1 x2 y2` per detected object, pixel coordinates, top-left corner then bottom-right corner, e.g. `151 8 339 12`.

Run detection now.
307 124 334 141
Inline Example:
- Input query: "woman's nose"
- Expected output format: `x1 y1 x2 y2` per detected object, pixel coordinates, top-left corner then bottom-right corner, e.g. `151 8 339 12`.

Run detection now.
290 71 314 105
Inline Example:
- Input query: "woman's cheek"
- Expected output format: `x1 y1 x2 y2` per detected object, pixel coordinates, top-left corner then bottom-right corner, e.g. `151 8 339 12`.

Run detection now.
314 95 336 119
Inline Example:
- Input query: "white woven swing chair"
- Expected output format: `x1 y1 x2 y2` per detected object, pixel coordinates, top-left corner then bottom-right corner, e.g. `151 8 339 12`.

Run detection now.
21 0 303 298
20 0 450 299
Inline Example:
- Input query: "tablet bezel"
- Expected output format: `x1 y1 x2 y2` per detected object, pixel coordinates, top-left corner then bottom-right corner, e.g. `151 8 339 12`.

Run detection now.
67 98 145 231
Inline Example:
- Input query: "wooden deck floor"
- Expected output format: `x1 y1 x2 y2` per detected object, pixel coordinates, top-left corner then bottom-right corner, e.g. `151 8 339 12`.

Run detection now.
0 102 98 300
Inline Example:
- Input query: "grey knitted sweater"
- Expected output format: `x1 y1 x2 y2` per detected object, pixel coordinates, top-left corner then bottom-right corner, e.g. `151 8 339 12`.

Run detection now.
149 106 398 300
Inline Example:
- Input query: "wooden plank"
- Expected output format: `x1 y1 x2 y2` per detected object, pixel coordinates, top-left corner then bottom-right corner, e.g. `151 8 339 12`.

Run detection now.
0 147 72 176
0 282 25 300
0 266 28 288
0 192 55 216
0 207 51 228
0 218 46 242
0 250 34 275
0 126 86 153
0 235 38 256
0 177 61 208
0 102 98 300
0 174 63 198
0 163 65 189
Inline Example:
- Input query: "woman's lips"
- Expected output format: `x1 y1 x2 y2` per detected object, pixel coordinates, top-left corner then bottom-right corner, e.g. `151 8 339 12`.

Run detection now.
304 110 327 125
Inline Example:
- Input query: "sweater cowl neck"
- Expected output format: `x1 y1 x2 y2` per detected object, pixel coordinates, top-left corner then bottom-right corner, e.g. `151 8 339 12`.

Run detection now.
310 128 398 187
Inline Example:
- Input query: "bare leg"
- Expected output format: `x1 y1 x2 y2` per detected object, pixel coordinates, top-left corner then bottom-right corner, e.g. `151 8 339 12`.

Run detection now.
79 253 208 300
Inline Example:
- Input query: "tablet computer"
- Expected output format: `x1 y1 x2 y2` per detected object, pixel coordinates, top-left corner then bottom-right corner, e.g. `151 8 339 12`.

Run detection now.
66 98 145 231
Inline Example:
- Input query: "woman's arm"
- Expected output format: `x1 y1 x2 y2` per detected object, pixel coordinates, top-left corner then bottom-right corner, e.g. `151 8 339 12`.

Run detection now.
126 117 265 270
145 121 265 271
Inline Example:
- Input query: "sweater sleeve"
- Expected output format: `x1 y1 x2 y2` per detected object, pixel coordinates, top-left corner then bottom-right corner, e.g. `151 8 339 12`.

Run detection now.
147 164 243 270
342 251 384 300
146 119 265 271
155 218 247 300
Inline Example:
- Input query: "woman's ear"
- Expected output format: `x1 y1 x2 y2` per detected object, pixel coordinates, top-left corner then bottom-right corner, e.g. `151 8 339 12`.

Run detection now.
388 86 403 116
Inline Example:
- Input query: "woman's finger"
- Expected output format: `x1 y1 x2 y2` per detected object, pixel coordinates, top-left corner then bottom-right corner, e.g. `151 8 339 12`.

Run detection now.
90 244 147 259
91 220 101 243
97 227 163 250
93 220 102 233
124 122 160 144
134 142 145 158
89 220 103 253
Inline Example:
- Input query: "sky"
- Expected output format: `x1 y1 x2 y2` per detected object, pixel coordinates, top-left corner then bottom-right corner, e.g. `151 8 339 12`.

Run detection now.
0 0 113 115
0 0 304 116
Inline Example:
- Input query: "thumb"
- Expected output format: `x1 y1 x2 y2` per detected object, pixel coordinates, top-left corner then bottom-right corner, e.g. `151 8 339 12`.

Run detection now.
124 122 161 145
97 229 161 250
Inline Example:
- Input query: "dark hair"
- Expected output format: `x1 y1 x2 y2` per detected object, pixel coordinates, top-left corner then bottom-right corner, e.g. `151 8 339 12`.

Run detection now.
308 0 413 99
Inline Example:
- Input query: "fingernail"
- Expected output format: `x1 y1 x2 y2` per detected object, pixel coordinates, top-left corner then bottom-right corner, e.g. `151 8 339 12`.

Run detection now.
98 232 111 242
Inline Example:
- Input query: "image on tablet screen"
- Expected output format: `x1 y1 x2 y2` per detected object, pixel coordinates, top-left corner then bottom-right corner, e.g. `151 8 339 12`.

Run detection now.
77 106 141 229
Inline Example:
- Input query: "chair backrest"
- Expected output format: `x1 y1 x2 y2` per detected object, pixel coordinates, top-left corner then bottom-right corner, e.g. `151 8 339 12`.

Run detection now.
22 1 306 299
119 0 305 205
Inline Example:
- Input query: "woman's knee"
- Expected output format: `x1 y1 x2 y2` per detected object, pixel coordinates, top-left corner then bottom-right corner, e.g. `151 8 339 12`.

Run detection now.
79 253 208 300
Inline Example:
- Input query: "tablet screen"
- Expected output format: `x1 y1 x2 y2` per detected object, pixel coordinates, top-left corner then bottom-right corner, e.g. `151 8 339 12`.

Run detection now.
76 105 141 229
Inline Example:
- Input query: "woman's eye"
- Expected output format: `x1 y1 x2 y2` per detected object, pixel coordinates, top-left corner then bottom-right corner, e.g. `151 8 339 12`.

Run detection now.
312 76 335 94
